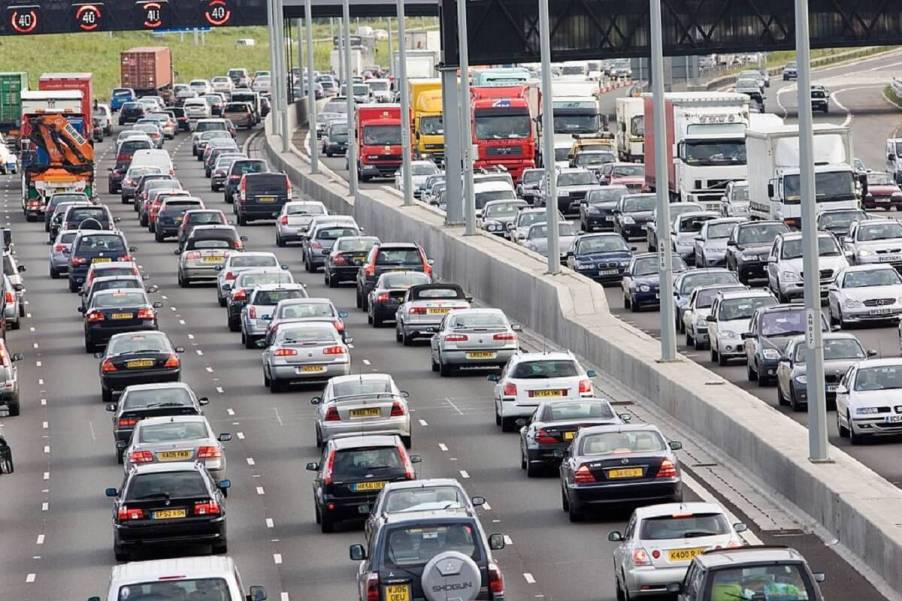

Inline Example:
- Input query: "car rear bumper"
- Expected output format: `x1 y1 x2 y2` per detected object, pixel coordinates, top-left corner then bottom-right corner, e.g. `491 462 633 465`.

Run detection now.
181 265 221 280
115 517 226 546
325 265 359 281
568 479 682 505
625 566 688 596
269 361 351 382
441 348 517 366
101 368 180 392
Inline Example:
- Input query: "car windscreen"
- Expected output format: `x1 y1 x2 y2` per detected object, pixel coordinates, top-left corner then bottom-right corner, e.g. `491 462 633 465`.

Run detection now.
760 310 807 337
580 430 666 455
679 216 712 233
125 471 208 500
123 387 192 410
679 272 736 295
622 196 656 212
137 421 207 443
384 522 479 568
516 212 546 229
577 236 629 254
252 289 303 305
186 212 225 225
475 190 515 209
189 238 232 249
842 268 902 288
67 207 109 223
858 222 902 241
382 272 431 288
587 188 627 204
695 287 734 308
363 124 401 146
718 296 776 321
484 203 523 219
107 333 170 355
781 236 840 259
707 222 738 239
737 224 787 245
855 365 902 391
510 360 579 378
612 165 643 177
231 255 277 268
540 401 615 421
246 174 288 193
558 172 597 186
639 513 731 540
795 338 864 362
818 210 865 230
867 172 894 186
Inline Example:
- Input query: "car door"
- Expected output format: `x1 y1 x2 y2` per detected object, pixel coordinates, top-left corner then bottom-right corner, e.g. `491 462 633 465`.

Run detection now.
745 311 759 366
835 365 855 424
776 339 795 396
767 238 781 290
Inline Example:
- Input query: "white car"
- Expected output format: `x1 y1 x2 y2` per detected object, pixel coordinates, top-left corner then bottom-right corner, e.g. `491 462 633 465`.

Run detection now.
489 351 596 432
95 103 113 136
671 211 719 263
183 98 212 120
609 502 747 599
189 78 212 95
681 284 747 350
720 180 750 217
0 140 17 174
766 231 848 303
211 76 234 95
707 289 777 365
836 358 902 444
842 218 902 268
394 160 440 197
827 264 902 327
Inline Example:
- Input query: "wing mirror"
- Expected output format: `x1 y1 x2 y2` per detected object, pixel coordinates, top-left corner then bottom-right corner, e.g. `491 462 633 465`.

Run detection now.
471 496 486 506
668 440 683 451
733 522 748 533
310 396 322 405
152 301 163 308
867 349 878 357
349 544 367 561
174 346 185 353
105 487 118 497
218 433 232 442
11 353 23 362
706 314 716 322
198 397 210 406
741 332 753 339
607 531 624 542
306 462 320 471
105 403 117 412
488 533 506 550
487 374 500 383
618 413 633 422
249 585 268 601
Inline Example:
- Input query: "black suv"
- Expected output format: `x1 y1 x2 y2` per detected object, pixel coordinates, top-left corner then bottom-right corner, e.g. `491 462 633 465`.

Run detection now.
356 242 432 310
349 508 507 601
726 221 789 284
118 101 146 125
155 197 204 242
235 172 292 224
67 231 135 292
224 158 268 204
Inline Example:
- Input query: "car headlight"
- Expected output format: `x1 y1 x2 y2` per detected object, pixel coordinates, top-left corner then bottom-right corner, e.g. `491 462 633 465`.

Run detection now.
781 270 800 282
621 215 635 224
486 222 500 232
844 298 863 308
721 330 740 339
856 406 879 415
573 260 591 270
739 251 759 260
794 374 807 384
857 249 872 257
762 348 780 360
695 315 708 327
639 284 650 292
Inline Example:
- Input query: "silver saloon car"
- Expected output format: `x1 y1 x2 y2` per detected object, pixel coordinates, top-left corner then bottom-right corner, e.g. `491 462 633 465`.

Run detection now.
261 321 350 392
430 308 521 376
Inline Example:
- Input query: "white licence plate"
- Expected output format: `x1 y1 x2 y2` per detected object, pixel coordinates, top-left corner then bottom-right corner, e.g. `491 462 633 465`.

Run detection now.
599 269 618 275
880 255 902 262
826 384 837 392
604 216 613 222
885 415 902 423
870 308 895 315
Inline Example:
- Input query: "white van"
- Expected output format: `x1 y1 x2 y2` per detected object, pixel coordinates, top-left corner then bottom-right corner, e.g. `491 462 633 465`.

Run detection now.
129 149 174 176
88 556 267 601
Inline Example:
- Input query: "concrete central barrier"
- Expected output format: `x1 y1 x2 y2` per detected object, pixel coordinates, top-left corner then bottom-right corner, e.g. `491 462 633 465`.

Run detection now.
263 122 902 593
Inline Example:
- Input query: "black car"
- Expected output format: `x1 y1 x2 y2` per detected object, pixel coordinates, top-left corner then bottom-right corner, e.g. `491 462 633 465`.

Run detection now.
109 137 154 193
517 398 624 476
324 236 379 288
107 382 208 462
224 158 268 204
367 271 432 327
725 221 790 284
566 233 635 283
560 424 683 521
0 341 23 417
155 198 205 242
105 461 229 561
321 122 348 156
613 193 656 240
306 434 420 532
356 242 432 310
97 331 184 403
578 186 630 232
169 106 191 131
118 101 146 125
235 172 292 225
226 268 294 331
45 192 90 232
0 434 12 474
68 231 136 293
81 288 160 353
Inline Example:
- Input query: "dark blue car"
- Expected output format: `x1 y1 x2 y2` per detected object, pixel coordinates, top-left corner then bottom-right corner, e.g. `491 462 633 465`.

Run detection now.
110 88 136 112
566 233 635 283
621 253 689 311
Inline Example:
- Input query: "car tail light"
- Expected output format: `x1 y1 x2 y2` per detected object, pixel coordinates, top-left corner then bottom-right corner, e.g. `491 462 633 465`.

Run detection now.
3 291 12 303
656 459 678 479
578 379 593 394
502 382 517 396
101 359 117 373
197 446 222 459
184 251 201 261
488 562 504 595
397 443 416 479
493 332 516 341
535 428 558 444
423 262 433 278
273 348 297 357
322 449 336 483
129 450 154 464
87 311 105 322
409 306 426 315
224 271 237 281
574 464 595 483
444 334 468 342
117 255 132 262
278 215 288 225
70 256 87 266
390 401 406 416
248 306 257 319
116 154 128 163
310 241 322 250
632 548 652 566
53 244 67 252
118 417 139 428
193 500 221 516
363 264 375 277
137 307 155 320
324 345 345 355
232 288 247 301
324 406 340 422
229 175 241 182
376 293 389 303
163 355 180 368
117 506 145 521
330 253 347 265
364 572 379 601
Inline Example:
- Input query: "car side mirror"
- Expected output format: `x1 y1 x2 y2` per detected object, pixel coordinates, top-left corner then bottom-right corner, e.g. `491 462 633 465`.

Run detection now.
198 397 209 406
741 332 753 339
89 597 102 601
831 324 841 332
565 250 574 258
11 353 22 362
105 487 118 497
240 235 249 242
706 314 716 322
889 153 896 161
867 349 878 357
813 573 826 583
666 583 682 594
214 265 224 271
471 495 486 506
607 531 624 542
514 418 528 428
668 440 683 451
777 357 789 365
767 182 775 198
310 396 322 405
174 249 181 255
152 301 163 308
217 479 231 492
694 236 703 241
249 585 267 601
726 239 736 246
255 339 268 348
218 433 232 442
410 454 422 464
338 311 349 318
77 306 85 313
586 369 597 378
618 413 633 422
174 346 185 353
488 533 506 550
105 403 117 412
349 544 367 561
511 324 522 332
733 522 748 533
487 374 500 383
306 462 319 471
16 265 25 273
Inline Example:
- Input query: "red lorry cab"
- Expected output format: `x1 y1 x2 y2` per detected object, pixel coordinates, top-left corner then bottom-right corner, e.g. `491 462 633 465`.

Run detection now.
470 85 537 183
38 73 93 133
355 103 403 181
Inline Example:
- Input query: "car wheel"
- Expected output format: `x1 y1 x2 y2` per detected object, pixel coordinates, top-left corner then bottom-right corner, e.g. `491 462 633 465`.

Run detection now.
355 287 362 308
685 330 693 347
114 544 129 562
372 313 383 328
178 273 188 288
837 411 850 438
218 295 227 308
276 234 285 248
615 576 626 601
320 509 335 533
623 294 631 310
244 333 256 349
395 327 403 343
789 388 805 412
212 540 228 554
263 368 271 388
431 354 439 372
327 272 338 288
560 486 569 511
227 316 239 332
7 398 19 416
439 360 453 377
68 279 79 293
693 335 705 351
0 455 13 474
756 362 770 386
501 417 515 433
711 347 718 364
526 458 542 478
116 448 124 465
85 338 96 354
49 266 59 279
269 378 284 393
315 425 323 448
776 384 788 406
102 387 113 404
717 348 728 367
747 360 756 382
849 419 865 445
154 230 164 243
237 213 247 226
567 498 583 522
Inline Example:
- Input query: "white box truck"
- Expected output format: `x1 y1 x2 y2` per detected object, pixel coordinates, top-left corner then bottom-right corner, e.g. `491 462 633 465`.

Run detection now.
643 92 750 211
615 96 644 162
747 123 860 227
331 48 365 78
393 50 438 80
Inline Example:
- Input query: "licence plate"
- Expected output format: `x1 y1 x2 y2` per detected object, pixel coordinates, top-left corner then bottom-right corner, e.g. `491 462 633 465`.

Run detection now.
203 256 224 263
529 389 565 398
350 408 381 418
563 431 576 441
427 308 450 314
153 509 187 519
126 359 155 368
599 269 618 275
384 584 410 601
885 415 902 423
604 216 613 222
667 547 705 562
111 313 133 320
258 195 276 203
826 384 837 392
466 351 496 359
870 308 895 315
93 257 112 263
158 450 192 461
606 467 644 479
299 365 326 373
353 481 386 492
879 255 901 262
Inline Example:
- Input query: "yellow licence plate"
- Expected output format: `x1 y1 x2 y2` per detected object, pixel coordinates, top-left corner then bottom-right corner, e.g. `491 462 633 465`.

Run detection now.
530 389 564 398
353 481 386 492
158 450 192 461
153 509 187 519
466 351 496 359
300 365 326 373
126 359 155 369
384 584 410 601
93 257 112 263
563 431 576 441
667 547 706 562
350 408 381 418
427 308 450 314
607 467 644 479
111 313 133 320
258 195 276 203
202 256 224 263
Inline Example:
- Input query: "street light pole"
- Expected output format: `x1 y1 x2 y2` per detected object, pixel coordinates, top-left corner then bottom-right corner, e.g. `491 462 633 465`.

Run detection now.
304 0 319 172
276 0 291 154
538 0 559 273
795 0 829 462
343 0 359 197
397 0 413 206
266 0 281 138
458 0 475 235
650 0 677 361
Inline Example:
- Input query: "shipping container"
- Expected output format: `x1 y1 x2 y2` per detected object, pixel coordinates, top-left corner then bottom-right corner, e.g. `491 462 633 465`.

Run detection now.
0 72 27 133
38 73 93 131
120 47 173 96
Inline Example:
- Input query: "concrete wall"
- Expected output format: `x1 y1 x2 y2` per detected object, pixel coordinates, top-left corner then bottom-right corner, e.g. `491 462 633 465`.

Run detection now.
262 120 902 593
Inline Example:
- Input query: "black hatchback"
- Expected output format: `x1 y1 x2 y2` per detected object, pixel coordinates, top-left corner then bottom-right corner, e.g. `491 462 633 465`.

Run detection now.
68 231 135 292
97 331 184 403
236 172 292 224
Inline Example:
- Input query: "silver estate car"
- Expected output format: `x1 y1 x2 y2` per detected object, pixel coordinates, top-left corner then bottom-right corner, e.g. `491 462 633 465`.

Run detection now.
430 308 521 376
176 225 245 287
48 230 78 279
122 415 231 475
265 297 348 345
240 284 307 348
275 200 328 247
261 321 350 392
395 283 471 345
311 373 412 448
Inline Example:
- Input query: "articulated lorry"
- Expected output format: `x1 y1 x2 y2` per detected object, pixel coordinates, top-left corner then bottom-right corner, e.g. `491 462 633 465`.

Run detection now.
747 123 860 227
120 47 173 102
644 92 749 211
471 85 538 182
19 90 94 220
409 79 443 161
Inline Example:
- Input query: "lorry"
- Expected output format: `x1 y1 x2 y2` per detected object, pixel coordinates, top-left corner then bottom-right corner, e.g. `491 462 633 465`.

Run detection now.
470 85 538 182
120 47 173 102
405 29 440 52
747 123 860 227
409 79 443 160
332 48 365 79
615 96 644 162
392 50 438 81
643 92 749 211
356 104 403 180
19 90 94 220
37 73 98 141
472 67 532 87
0 72 27 139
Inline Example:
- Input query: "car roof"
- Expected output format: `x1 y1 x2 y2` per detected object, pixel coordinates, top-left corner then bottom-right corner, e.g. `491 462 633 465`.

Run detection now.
123 382 193 393
250 283 304 292
137 414 208 427
717 289 773 300
110 556 237 585
383 508 478 525
841 263 899 272
512 351 575 362
694 546 806 568
129 461 205 475
382 478 465 492
376 242 419 249
633 501 727 520
779 231 831 240
854 357 902 368
329 434 400 449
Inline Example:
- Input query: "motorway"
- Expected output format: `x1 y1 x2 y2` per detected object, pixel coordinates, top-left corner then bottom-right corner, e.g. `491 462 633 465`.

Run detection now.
0 57 897 601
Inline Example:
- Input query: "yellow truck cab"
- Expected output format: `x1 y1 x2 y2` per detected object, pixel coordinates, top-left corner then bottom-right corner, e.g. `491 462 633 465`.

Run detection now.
568 133 615 160
409 79 443 161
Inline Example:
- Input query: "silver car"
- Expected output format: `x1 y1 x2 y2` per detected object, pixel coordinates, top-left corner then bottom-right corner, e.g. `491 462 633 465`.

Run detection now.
241 284 308 348
48 230 78 279
122 415 231 475
609 502 746 599
692 217 745 268
2 275 21 330
3 252 26 316
215 251 282 306
522 221 580 262
265 298 348 345
176 225 245 286
311 373 412 447
275 200 328 247
430 308 521 376
395 283 471 345
508 207 557 242
261 321 351 392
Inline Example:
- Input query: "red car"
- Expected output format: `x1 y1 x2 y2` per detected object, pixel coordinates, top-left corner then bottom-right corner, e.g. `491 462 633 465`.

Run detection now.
863 171 902 210
600 162 646 192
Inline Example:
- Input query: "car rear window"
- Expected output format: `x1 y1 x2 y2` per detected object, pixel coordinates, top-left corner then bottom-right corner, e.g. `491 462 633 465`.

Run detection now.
331 446 403 481
541 401 614 421
139 421 208 443
237 272 292 288
383 486 467 513
92 291 147 308
232 161 267 175
414 287 464 300
231 255 277 268
246 173 288 193
449 312 507 329
580 430 666 455
195 121 227 133
92 279 142 294
510 360 579 379
77 235 125 252
252 289 304 305
126 471 208 500
59 232 77 244
68 207 108 223
287 203 325 215
277 324 338 343
107 333 170 355
376 249 421 265
639 513 731 540
123 387 192 410
187 212 225 225
280 302 333 319
317 227 359 240
335 238 378 252
382 272 431 288
164 200 203 210
332 377 393 397
91 267 135 279
190 239 232 249
385 522 478 567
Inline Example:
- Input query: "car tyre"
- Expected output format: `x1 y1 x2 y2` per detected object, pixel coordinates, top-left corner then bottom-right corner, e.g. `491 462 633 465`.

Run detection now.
431 354 439 372
320 509 335 533
68 279 79 293
154 230 164 243
276 234 285 247
500 417 515 433
0 455 13 474
7 398 19 417
49 265 60 279
756 362 770 386
623 294 631 310
102 387 113 404
837 411 850 438
212 540 228 554
244 333 256 349
439 360 453 377
238 213 247 226
269 378 284 393
228 316 239 332
178 273 188 288
567 498 583 522
849 420 865 445
355 287 363 309
560 486 569 511
114 544 129 562
526 458 542 478
747 361 756 382
372 313 383 328
218 295 227 308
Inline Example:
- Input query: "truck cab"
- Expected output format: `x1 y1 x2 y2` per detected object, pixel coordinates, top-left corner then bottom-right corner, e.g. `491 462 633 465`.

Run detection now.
615 97 644 162
409 80 443 161
471 85 537 183
355 104 402 181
